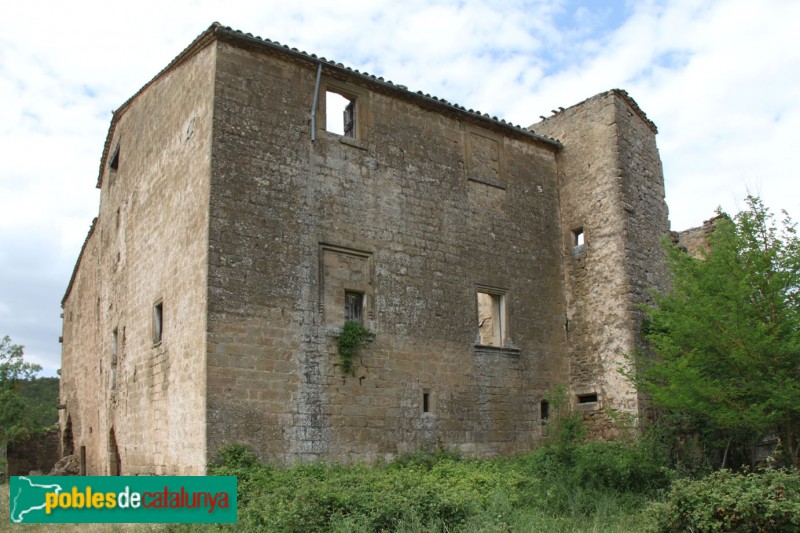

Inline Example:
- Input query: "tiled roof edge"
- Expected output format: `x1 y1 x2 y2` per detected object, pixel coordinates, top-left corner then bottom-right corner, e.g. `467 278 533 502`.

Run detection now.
95 21 562 189
96 23 220 188
62 217 98 307
212 24 561 148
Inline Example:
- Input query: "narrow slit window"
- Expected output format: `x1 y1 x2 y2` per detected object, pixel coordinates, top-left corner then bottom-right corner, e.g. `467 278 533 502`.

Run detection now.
422 391 430 413
111 328 118 390
573 227 585 247
540 400 549 421
344 291 364 324
326 91 356 138
477 290 506 346
109 144 120 171
153 301 163 345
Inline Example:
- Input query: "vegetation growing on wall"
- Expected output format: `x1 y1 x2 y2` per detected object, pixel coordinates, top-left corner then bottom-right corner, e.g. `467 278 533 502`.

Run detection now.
336 320 372 374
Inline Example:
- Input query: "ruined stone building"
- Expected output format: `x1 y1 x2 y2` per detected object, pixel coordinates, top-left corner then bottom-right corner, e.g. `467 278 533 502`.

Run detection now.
60 23 670 475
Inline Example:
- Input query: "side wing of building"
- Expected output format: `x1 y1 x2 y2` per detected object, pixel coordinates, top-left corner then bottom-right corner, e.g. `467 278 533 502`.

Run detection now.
59 38 217 475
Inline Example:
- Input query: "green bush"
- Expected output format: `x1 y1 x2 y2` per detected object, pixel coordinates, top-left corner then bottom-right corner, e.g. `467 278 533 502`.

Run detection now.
652 468 800 532
206 446 520 532
201 441 672 532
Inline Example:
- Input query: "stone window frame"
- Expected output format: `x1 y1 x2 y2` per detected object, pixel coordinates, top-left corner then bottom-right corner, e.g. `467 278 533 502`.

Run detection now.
464 125 507 190
344 290 365 324
475 284 508 347
317 77 370 149
570 225 587 255
318 243 375 332
472 284 520 357
575 391 601 411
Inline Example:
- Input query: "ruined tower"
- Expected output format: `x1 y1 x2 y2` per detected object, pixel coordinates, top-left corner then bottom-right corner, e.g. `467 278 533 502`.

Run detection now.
534 90 670 434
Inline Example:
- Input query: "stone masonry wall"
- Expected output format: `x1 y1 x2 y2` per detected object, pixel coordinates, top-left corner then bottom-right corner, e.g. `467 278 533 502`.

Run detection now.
60 44 216 475
205 41 570 463
533 91 670 436
7 427 59 476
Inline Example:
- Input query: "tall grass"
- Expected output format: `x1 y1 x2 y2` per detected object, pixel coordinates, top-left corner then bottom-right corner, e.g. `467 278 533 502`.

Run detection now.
172 435 670 533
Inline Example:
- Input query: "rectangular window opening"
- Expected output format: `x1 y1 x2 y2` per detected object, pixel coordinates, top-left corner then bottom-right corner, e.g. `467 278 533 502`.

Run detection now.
326 91 356 138
79 446 87 476
344 291 364 324
577 393 598 404
477 290 506 346
422 391 430 413
573 227 585 247
153 301 163 345
109 144 120 171
540 400 549 421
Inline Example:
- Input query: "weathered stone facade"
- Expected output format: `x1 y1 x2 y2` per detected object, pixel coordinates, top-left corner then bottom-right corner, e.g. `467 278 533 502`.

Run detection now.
60 23 671 474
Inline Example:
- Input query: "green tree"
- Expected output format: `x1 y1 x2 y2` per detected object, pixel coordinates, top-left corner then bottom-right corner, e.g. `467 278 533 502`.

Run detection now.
639 196 800 467
0 335 42 444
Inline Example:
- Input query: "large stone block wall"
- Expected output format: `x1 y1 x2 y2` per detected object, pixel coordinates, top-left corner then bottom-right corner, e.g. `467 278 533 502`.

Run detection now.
7 428 60 476
206 42 570 463
60 44 216 475
533 91 670 434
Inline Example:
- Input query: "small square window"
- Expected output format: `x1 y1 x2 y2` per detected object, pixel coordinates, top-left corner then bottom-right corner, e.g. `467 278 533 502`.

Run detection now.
477 289 507 346
344 291 364 324
326 91 356 138
152 301 163 345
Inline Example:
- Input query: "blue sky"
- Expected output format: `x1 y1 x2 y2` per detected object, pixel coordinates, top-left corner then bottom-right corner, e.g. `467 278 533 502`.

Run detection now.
1 0 799 375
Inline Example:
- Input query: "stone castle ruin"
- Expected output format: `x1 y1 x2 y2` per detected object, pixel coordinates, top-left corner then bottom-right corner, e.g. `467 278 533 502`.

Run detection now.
59 23 671 475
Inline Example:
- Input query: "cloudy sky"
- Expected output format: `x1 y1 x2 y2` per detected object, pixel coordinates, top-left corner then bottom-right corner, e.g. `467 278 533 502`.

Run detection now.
1 0 798 375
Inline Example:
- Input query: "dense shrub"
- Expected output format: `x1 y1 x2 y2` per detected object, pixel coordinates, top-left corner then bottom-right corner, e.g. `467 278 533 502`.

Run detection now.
196 439 672 532
652 468 800 532
206 447 521 532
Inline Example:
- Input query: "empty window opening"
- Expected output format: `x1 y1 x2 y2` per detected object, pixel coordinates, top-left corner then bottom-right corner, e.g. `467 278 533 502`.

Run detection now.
326 91 355 138
79 446 87 476
153 301 163 345
109 144 120 171
577 393 598 404
573 227 585 247
111 328 118 390
477 290 506 346
422 390 431 413
344 291 364 324
540 400 550 421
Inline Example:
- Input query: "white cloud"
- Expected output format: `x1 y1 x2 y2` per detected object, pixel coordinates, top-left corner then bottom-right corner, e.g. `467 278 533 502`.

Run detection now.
1 0 798 374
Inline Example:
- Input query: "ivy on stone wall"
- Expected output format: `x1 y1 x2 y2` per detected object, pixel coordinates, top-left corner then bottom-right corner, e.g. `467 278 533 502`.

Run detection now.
337 321 372 374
